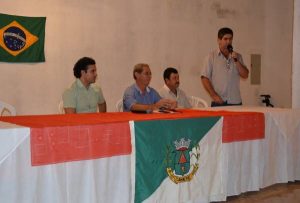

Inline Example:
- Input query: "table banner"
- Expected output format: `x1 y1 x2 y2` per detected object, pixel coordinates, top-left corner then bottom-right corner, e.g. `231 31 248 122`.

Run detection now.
132 117 222 203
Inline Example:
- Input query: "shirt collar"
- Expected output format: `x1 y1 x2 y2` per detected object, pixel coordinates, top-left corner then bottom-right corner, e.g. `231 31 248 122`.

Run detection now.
163 84 178 95
76 78 90 89
217 49 227 60
217 49 223 56
134 83 150 94
163 84 172 93
76 79 84 87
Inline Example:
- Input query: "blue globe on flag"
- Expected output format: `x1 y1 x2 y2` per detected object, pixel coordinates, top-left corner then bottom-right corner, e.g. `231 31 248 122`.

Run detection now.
3 26 26 51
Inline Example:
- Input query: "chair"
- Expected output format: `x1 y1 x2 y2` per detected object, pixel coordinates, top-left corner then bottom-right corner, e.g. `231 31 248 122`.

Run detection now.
115 99 123 112
188 96 208 108
58 100 64 114
0 101 16 116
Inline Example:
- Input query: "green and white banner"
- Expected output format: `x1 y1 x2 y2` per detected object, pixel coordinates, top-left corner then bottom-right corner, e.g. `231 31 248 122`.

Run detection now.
131 116 224 203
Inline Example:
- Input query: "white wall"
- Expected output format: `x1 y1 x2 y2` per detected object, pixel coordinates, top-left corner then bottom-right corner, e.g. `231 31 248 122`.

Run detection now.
0 0 293 115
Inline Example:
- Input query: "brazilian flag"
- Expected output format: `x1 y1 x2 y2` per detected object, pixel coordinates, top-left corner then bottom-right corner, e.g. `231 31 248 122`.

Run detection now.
0 13 46 62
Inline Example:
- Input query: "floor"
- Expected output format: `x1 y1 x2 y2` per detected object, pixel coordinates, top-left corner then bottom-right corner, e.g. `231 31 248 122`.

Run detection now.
216 181 300 203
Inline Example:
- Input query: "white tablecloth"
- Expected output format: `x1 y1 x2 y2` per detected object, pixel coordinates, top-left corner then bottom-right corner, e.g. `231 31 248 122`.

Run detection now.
0 107 299 202
0 121 131 203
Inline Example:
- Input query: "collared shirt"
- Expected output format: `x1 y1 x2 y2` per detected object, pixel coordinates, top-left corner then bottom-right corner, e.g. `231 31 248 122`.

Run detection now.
158 84 192 108
62 79 105 113
123 83 161 112
201 49 245 104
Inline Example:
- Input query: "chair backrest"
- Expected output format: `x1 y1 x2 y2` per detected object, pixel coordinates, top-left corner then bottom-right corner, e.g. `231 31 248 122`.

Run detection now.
0 101 16 116
188 96 208 108
115 99 123 112
58 100 64 114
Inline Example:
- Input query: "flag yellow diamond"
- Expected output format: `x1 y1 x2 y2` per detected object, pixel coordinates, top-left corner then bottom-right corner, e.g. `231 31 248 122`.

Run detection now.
0 20 38 56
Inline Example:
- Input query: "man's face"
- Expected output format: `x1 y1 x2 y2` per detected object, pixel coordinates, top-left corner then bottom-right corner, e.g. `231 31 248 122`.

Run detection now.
136 66 152 86
81 64 97 84
166 73 180 91
218 34 233 51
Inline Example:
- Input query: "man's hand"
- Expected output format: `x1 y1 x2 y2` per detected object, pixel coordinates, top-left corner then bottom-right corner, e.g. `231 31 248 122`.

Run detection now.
230 51 249 79
212 95 224 104
231 51 238 61
155 99 177 110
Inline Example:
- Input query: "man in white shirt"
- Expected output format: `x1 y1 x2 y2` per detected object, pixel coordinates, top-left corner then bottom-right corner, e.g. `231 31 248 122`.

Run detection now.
159 67 192 108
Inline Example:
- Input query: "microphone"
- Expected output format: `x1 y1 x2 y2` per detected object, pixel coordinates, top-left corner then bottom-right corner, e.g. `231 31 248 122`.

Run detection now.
227 44 237 62
227 44 233 53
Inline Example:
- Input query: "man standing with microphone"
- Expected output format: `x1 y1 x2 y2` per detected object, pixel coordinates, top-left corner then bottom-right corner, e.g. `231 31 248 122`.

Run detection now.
201 27 249 107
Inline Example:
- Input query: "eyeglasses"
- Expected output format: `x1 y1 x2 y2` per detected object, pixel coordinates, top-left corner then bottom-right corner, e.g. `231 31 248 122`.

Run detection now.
141 72 152 76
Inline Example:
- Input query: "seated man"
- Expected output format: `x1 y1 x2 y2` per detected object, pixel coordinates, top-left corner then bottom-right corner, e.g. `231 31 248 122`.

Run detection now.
159 67 192 108
62 57 106 114
123 63 176 112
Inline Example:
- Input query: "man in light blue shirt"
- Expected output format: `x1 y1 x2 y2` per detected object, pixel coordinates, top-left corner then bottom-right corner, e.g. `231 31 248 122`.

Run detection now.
123 63 176 112
63 57 106 113
201 27 249 107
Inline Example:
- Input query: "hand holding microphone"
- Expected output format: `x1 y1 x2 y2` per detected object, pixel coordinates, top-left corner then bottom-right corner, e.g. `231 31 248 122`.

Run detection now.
227 44 238 62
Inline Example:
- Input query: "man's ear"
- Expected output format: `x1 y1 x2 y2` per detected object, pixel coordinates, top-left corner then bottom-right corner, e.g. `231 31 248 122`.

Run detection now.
134 72 139 79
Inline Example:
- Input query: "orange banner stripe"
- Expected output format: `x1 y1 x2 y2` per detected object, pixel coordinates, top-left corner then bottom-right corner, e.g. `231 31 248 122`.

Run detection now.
30 122 131 166
222 113 265 143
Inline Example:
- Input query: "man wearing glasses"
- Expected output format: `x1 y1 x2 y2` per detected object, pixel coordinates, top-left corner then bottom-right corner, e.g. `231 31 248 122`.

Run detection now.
123 63 176 112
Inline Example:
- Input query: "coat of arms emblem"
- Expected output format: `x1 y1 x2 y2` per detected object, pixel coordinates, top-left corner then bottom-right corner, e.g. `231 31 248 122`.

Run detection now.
165 138 200 184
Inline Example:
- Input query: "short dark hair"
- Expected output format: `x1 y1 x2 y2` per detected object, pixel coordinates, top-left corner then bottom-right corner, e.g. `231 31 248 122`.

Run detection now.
218 27 233 39
133 63 149 79
73 57 96 78
163 67 178 81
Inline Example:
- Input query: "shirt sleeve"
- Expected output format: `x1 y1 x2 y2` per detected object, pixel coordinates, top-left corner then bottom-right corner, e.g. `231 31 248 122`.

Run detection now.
201 54 213 80
97 87 106 104
123 87 136 112
237 53 246 67
152 88 162 103
181 91 192 108
62 89 76 108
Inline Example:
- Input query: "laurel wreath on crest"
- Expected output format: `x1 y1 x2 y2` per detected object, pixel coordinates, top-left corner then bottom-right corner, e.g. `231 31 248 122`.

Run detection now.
164 141 201 168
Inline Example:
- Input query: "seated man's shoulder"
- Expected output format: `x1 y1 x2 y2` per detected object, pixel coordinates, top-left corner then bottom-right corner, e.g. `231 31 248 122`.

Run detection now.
63 80 77 92
124 84 136 94
63 85 75 97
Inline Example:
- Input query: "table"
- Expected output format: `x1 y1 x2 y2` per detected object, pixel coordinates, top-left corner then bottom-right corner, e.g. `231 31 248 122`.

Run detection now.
0 108 299 203
213 107 300 196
